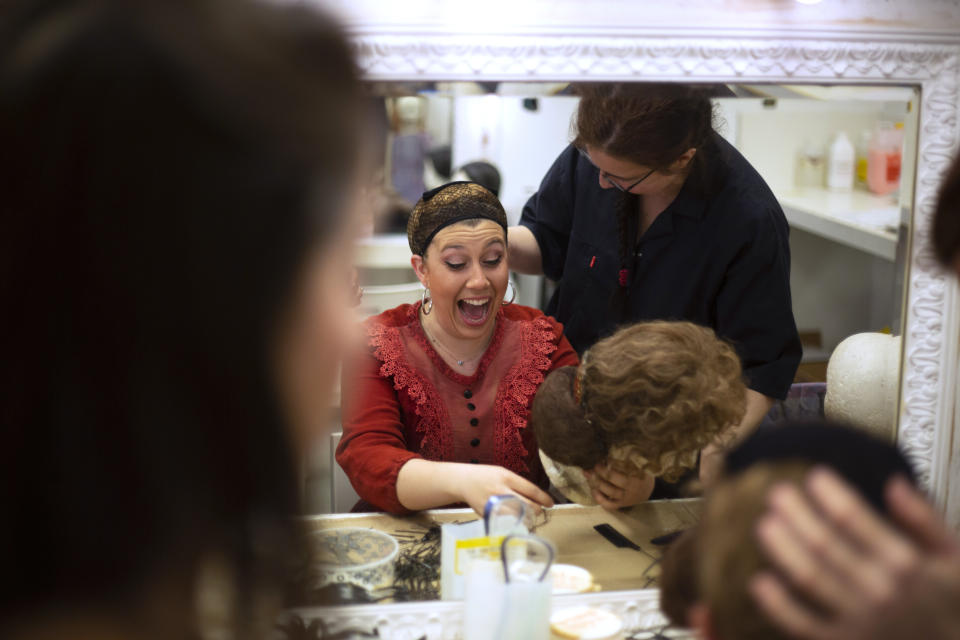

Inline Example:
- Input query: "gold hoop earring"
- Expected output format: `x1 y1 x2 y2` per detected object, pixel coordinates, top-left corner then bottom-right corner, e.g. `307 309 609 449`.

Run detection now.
503 281 517 306
421 287 433 315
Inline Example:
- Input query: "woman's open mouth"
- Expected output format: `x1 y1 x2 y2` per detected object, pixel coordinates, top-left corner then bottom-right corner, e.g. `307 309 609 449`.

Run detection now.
457 297 491 326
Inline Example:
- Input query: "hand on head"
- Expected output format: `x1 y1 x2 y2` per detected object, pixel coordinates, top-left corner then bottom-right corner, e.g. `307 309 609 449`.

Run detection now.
751 468 960 640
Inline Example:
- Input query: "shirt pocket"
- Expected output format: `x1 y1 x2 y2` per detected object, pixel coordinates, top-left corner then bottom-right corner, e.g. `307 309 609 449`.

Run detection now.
567 234 620 290
554 236 620 350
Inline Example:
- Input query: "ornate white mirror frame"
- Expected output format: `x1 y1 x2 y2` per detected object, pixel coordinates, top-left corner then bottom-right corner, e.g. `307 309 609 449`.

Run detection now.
335 4 960 518
290 3 960 636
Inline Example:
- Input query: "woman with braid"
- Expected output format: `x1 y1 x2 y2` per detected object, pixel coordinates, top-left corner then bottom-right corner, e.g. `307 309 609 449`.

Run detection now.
510 83 801 500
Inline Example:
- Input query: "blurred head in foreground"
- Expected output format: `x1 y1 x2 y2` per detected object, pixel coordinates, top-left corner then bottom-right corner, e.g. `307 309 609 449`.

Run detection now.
0 0 363 637
933 150 960 275
660 421 916 640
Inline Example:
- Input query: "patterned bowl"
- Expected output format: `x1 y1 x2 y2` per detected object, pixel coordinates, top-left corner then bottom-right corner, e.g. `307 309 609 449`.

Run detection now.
309 527 399 591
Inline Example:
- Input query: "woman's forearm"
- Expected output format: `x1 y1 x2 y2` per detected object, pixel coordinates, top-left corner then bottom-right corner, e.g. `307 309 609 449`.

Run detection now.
507 225 544 275
734 388 776 439
395 458 464 511
700 388 775 485
396 457 555 514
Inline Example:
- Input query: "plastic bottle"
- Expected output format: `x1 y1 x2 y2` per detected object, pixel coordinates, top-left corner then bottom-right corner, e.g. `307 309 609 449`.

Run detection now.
867 121 901 196
892 122 905 194
855 130 871 187
795 139 826 189
827 131 855 192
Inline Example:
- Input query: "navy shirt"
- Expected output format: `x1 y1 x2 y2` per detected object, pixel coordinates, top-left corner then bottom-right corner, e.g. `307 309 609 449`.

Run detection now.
520 136 801 401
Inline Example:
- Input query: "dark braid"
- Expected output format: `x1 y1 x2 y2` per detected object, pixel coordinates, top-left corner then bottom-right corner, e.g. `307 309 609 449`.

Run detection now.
611 192 637 321
573 83 724 300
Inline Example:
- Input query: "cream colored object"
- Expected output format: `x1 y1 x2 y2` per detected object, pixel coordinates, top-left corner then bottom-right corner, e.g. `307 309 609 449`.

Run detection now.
550 607 623 640
539 449 596 506
825 332 901 440
550 564 594 594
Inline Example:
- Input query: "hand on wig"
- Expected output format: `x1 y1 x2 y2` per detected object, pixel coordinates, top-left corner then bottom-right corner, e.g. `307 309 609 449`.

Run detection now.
750 467 960 640
584 461 654 510
457 464 554 517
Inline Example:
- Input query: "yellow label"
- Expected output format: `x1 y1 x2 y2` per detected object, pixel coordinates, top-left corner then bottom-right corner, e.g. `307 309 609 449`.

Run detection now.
856 156 868 182
453 535 505 575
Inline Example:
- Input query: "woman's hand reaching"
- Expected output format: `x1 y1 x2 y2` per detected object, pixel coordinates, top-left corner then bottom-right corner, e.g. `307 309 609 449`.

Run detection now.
396 458 553 516
454 463 555 516
584 462 655 510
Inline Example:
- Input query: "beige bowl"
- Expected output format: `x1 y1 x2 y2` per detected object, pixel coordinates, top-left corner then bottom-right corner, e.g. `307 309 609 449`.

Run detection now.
309 527 399 590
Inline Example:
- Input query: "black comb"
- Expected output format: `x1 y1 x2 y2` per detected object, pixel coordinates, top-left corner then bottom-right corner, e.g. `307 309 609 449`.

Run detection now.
650 530 685 546
593 523 642 551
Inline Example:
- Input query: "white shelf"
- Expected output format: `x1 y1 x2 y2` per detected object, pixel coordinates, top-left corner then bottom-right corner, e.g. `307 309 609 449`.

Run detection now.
780 85 916 103
740 84 916 103
777 188 901 261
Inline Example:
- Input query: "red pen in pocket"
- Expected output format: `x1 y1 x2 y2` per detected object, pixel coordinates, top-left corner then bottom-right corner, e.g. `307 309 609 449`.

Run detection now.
589 255 597 268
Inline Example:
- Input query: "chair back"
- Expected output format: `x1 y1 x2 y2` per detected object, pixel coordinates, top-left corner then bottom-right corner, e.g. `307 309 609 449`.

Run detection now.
357 281 424 317
329 431 361 513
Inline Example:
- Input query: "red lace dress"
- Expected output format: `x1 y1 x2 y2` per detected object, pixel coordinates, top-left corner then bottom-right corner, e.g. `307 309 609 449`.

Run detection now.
337 301 579 513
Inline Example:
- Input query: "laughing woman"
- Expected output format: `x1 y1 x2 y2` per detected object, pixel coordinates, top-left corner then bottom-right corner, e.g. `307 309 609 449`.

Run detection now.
338 182 579 514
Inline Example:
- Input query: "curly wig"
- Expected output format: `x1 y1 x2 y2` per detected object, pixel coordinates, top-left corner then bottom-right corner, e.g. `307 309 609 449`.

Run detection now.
533 321 747 482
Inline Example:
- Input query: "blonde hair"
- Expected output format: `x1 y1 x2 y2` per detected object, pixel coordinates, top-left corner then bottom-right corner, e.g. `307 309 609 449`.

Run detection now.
579 321 746 481
694 463 812 640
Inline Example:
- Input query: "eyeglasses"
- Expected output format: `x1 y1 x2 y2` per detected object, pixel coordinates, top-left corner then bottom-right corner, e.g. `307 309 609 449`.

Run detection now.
578 148 656 193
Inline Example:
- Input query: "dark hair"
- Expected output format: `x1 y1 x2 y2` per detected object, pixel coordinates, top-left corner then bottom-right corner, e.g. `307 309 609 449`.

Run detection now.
660 420 916 638
722 419 915 512
533 367 608 469
0 0 360 631
572 83 719 319
658 528 701 627
573 83 716 172
460 161 502 196
933 151 960 266
428 145 453 180
407 181 508 256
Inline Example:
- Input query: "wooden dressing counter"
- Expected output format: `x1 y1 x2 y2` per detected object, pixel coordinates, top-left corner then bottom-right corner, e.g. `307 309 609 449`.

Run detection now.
300 499 701 594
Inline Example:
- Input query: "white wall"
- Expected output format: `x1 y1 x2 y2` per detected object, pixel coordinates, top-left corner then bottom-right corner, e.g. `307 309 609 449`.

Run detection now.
721 95 914 352
451 94 580 225
718 96 911 195
424 95 453 147
790 228 901 352
450 94 581 307
443 89 912 345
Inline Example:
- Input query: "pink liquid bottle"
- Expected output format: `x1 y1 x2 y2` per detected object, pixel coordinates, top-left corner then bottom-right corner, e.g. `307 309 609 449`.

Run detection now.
867 121 902 196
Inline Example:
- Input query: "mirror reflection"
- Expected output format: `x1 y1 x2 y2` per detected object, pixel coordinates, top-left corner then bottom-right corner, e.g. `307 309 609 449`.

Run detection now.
300 81 918 605
9 1 951 639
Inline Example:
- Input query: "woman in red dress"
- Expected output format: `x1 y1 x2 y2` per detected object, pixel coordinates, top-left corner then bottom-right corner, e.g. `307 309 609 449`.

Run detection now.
337 182 579 514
